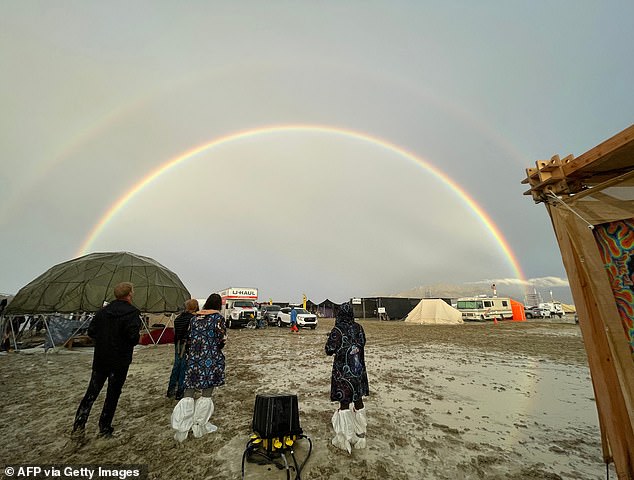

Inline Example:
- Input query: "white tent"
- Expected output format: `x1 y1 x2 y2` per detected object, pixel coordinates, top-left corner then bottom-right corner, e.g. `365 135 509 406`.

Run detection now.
404 299 463 325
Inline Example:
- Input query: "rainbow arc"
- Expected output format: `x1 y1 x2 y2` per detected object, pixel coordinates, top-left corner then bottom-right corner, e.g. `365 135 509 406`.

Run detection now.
77 124 525 282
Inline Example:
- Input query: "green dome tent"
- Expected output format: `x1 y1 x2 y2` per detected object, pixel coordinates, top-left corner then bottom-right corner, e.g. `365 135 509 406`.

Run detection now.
6 252 191 314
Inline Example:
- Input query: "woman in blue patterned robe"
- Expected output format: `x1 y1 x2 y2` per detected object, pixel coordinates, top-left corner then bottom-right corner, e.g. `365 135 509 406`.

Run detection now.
325 302 369 452
171 293 226 442
184 305 226 391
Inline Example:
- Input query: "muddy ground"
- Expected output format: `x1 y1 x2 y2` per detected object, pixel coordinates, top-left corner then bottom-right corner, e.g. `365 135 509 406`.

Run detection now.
0 318 615 479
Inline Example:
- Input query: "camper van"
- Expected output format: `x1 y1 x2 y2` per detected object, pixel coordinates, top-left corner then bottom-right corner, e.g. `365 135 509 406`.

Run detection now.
456 296 512 321
218 287 259 328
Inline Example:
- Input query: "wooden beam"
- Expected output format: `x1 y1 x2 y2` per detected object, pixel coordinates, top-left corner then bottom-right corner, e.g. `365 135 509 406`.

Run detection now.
548 205 634 478
562 124 634 177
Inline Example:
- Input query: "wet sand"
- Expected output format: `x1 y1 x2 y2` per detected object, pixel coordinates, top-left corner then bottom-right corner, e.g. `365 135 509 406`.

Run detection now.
0 318 615 479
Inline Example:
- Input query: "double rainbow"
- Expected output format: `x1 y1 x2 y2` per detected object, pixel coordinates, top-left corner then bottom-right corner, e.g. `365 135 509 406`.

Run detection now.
77 124 525 282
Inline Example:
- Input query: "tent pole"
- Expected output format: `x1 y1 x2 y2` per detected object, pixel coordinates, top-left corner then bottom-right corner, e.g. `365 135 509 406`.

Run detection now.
62 313 93 349
155 314 174 345
68 313 93 339
43 315 57 352
0 314 5 350
42 316 56 359
16 316 31 346
140 315 156 346
9 315 19 351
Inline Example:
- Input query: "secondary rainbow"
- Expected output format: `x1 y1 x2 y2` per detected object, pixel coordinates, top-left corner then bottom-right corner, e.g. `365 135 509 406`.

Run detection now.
77 124 526 281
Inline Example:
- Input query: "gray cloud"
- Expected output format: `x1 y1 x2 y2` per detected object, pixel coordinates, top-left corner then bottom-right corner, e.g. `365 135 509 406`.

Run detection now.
1 2 632 305
471 277 570 288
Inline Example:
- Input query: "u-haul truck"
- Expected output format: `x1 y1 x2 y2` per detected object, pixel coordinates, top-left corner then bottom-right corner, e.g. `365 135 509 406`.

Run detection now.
219 287 259 328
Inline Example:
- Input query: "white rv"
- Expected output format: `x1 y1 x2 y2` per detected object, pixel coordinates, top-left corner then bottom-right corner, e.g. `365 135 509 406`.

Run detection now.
218 287 259 328
456 296 513 321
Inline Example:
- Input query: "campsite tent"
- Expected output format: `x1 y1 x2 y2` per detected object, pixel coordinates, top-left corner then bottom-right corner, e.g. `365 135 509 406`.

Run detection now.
5 251 191 314
403 299 464 325
316 299 340 317
510 299 526 321
561 303 576 314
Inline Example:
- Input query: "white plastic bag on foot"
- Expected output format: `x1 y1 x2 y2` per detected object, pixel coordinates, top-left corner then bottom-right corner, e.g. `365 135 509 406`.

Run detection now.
352 407 367 449
171 397 194 442
331 409 354 454
191 397 215 438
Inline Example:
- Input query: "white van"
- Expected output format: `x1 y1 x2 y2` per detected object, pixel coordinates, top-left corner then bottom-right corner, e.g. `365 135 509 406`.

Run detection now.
456 296 513 321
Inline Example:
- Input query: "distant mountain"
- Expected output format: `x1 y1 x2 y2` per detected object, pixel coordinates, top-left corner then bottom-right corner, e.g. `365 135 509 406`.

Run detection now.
381 282 573 304
375 283 491 299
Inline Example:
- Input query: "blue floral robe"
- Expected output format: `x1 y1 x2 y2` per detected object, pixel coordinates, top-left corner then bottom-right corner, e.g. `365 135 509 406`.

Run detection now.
184 311 226 389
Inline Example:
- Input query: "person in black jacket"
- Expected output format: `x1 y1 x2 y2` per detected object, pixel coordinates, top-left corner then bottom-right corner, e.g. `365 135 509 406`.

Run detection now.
166 298 199 400
72 282 141 438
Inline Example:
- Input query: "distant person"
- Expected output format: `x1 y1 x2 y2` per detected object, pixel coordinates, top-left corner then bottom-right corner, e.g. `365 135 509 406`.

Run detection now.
325 302 369 453
166 298 199 400
72 282 141 438
171 293 226 442
290 306 299 333
257 308 266 329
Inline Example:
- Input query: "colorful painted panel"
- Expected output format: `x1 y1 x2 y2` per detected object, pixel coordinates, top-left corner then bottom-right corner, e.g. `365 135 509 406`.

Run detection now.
594 218 634 352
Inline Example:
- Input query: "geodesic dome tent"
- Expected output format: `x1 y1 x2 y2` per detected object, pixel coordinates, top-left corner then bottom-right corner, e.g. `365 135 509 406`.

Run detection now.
6 251 191 314
2 252 191 351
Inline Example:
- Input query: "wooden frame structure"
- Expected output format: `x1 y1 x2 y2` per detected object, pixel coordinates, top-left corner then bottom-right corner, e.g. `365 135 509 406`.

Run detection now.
523 124 634 478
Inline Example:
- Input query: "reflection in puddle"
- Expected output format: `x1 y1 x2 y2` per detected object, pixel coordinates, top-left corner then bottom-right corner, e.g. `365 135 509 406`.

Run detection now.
377 344 605 475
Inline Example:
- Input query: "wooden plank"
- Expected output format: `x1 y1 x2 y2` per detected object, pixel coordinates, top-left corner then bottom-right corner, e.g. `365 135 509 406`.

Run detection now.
562 124 634 177
525 126 634 477
538 154 563 172
521 125 634 194
549 205 634 477
522 167 541 185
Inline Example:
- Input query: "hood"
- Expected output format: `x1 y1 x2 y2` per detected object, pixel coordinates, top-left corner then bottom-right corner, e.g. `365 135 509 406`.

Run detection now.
335 302 354 325
103 299 140 317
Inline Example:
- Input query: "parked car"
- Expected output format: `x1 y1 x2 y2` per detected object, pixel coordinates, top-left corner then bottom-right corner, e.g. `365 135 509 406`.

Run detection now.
525 306 551 319
261 305 282 325
276 307 318 329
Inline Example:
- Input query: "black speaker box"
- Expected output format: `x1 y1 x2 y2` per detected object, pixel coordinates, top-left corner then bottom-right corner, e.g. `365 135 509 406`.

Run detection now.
252 393 303 439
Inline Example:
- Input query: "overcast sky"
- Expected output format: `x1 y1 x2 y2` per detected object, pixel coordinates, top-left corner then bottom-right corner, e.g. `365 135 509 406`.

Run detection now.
1 1 632 304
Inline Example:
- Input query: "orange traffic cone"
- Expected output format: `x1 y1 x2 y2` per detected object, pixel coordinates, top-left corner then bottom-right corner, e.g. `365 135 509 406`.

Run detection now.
493 317 499 325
